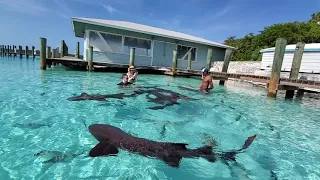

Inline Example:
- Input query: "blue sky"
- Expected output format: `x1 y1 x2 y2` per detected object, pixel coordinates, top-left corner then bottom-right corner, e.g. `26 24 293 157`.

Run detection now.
0 0 319 54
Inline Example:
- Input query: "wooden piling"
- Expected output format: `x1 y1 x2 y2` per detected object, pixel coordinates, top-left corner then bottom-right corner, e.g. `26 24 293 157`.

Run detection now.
32 46 35 59
56 47 59 58
51 48 55 58
19 46 22 58
52 48 57 66
87 46 93 72
267 38 287 98
129 48 135 67
9 46 11 56
13 46 16 57
187 51 192 70
206 48 213 69
25 46 29 58
285 42 305 99
219 49 234 85
46 46 51 58
61 40 64 58
172 50 178 74
75 42 79 59
60 40 68 58
46 46 52 68
40 38 47 70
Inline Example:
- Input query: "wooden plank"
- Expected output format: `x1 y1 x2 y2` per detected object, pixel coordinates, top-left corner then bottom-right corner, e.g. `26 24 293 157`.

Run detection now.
171 50 178 74
75 42 80 58
129 48 135 67
219 49 234 85
286 42 305 98
205 48 213 69
87 46 93 71
267 38 287 97
40 38 47 70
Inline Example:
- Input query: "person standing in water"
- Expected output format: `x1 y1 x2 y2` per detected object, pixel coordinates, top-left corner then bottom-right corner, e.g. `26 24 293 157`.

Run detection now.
127 66 138 83
199 68 214 93
117 74 133 87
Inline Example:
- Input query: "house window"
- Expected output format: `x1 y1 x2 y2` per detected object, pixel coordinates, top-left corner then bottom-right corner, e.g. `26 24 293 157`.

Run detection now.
89 31 123 53
100 33 123 54
177 45 196 61
124 36 151 56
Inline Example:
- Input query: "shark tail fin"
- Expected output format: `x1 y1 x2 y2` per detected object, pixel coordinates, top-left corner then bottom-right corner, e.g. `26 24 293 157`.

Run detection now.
220 135 256 161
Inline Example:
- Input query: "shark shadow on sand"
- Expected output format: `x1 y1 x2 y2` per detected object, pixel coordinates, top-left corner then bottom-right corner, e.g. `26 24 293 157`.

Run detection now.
67 92 138 102
34 150 84 163
12 122 51 129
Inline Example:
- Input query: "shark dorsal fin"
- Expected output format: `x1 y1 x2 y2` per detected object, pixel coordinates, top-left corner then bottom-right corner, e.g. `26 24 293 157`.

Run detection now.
89 142 119 157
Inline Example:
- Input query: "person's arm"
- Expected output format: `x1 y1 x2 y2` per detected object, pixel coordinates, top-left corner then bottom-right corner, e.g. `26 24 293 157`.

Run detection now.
128 72 137 81
133 72 138 78
209 78 214 89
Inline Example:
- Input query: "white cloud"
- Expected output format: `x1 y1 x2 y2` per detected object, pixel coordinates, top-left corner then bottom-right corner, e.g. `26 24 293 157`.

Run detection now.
211 5 232 19
103 4 118 14
53 0 73 19
0 0 48 15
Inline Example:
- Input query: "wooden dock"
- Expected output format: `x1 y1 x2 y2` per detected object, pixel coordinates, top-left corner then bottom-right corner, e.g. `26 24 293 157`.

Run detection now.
45 56 320 94
3 37 319 99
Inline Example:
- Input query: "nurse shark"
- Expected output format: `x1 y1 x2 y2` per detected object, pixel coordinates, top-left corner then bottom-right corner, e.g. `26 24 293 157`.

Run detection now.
88 124 256 168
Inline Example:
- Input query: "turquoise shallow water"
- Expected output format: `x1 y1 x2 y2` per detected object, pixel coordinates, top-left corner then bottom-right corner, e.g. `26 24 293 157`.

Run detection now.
0 56 320 180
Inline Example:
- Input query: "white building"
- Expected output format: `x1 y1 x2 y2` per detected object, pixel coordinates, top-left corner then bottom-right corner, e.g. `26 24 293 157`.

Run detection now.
71 17 236 70
260 43 320 73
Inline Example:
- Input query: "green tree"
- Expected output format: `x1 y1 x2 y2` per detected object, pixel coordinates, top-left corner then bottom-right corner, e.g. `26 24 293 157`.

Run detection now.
224 12 320 61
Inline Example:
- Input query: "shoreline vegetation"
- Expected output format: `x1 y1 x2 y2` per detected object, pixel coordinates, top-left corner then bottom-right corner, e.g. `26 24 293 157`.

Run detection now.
223 12 320 61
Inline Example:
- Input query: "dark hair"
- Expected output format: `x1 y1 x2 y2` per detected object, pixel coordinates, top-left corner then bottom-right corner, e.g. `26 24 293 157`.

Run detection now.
122 74 128 78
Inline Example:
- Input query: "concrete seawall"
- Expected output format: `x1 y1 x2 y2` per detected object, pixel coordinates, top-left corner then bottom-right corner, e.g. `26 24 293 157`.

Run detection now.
210 61 320 81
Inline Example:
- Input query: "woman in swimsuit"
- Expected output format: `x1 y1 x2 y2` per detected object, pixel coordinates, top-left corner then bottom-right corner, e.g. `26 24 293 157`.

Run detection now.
127 66 138 83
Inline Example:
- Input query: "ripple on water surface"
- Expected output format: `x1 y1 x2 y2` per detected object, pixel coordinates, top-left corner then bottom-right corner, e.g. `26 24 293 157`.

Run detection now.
0 56 320 179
